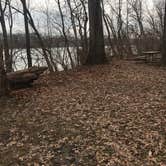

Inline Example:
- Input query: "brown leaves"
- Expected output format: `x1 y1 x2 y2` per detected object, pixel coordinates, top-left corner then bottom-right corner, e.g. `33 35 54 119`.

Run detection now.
0 61 166 165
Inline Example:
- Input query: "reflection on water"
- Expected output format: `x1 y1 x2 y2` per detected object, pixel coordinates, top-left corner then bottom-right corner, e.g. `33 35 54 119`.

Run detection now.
12 46 114 71
13 47 77 71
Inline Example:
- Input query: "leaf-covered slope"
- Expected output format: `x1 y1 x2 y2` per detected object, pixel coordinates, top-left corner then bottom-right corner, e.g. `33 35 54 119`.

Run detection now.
0 61 166 165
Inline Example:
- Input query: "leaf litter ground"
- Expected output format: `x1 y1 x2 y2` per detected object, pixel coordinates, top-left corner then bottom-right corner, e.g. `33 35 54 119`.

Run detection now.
0 61 166 165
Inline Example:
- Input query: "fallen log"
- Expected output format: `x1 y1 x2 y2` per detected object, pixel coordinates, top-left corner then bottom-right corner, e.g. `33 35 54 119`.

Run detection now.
7 66 48 89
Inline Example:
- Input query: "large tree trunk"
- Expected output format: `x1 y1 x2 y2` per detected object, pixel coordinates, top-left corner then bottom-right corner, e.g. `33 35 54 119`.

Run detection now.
161 1 166 65
86 0 107 65
0 46 8 97
21 0 32 68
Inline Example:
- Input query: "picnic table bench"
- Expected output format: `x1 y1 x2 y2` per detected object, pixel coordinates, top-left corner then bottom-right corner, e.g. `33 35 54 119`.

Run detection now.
142 51 161 63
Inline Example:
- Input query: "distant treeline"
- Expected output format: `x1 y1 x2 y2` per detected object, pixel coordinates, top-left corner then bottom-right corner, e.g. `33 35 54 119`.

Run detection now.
0 33 161 51
0 33 82 49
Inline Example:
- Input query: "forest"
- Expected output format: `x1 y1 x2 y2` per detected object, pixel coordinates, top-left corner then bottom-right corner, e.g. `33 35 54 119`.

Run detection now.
0 0 166 165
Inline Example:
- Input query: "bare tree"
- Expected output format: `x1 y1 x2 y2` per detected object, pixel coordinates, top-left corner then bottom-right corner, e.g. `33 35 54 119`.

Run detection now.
9 0 14 57
56 0 75 69
128 0 144 55
66 0 80 65
0 45 8 97
0 0 12 72
75 0 88 64
25 7 55 72
21 0 32 68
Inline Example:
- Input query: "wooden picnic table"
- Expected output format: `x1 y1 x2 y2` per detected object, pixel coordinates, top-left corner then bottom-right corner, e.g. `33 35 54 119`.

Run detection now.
142 51 161 62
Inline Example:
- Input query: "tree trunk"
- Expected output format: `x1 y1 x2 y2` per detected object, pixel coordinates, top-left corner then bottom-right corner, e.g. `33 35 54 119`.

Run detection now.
25 7 54 72
67 0 80 65
0 46 8 97
86 0 108 65
57 0 74 69
21 0 32 68
0 1 12 72
7 66 47 89
161 1 166 65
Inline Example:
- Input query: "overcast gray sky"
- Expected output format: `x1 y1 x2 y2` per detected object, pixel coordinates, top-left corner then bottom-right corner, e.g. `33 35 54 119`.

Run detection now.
6 0 155 33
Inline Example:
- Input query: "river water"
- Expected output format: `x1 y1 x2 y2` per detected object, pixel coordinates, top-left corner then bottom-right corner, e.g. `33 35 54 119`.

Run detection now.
12 47 77 71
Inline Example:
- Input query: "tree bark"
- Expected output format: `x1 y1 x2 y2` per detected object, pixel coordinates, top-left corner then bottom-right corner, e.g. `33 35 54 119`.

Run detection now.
161 1 166 65
0 46 8 97
7 66 47 89
66 0 80 65
21 0 32 68
86 0 107 65
26 7 54 72
57 0 74 69
0 1 12 72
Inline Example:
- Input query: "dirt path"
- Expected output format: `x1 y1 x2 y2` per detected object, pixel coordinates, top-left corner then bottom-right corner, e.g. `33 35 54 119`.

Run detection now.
0 61 166 165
